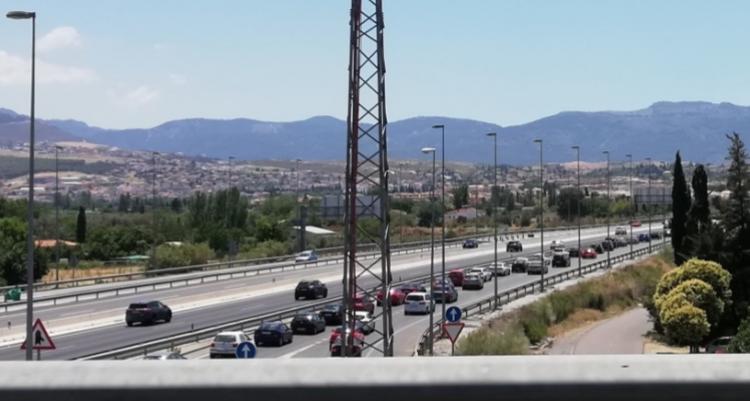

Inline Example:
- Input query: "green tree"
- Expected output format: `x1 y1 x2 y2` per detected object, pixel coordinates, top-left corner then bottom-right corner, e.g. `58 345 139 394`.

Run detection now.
728 318 750 353
0 217 26 285
683 165 711 260
556 187 583 221
76 206 87 244
170 198 183 213
661 301 710 350
721 133 750 319
672 151 692 265
451 184 469 209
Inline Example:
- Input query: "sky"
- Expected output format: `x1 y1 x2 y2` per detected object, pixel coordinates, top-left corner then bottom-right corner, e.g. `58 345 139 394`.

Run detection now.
2 0 750 129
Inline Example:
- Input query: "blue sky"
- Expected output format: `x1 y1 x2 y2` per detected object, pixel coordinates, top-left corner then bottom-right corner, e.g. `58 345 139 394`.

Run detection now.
2 0 750 129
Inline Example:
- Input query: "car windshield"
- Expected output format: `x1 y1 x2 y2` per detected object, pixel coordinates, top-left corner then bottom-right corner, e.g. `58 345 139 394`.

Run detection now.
406 294 425 301
259 322 281 330
297 281 310 287
214 335 237 343
128 303 148 309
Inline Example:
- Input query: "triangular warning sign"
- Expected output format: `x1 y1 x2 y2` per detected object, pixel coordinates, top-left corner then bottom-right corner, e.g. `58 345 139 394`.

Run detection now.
443 322 464 344
20 318 56 350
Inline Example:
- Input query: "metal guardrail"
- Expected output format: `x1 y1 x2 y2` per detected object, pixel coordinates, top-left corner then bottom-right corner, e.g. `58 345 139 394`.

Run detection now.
415 242 665 356
0 218 656 295
1 221 656 312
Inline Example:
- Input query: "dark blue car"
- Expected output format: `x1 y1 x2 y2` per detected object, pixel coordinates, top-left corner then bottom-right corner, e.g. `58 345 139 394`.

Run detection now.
638 233 651 242
254 321 293 347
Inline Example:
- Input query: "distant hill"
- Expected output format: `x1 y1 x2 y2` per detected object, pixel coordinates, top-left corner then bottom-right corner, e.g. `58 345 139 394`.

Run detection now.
0 108 79 145
3 101 749 163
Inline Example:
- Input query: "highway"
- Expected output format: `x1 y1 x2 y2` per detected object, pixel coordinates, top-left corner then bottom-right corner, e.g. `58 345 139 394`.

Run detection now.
0 224 662 360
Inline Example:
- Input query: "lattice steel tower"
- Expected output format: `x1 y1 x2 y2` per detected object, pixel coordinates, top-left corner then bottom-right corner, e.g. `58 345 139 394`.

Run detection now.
341 0 393 356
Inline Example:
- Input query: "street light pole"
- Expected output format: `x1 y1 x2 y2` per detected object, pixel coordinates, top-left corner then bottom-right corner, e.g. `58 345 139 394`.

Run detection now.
533 139 544 292
421 147 437 355
603 151 610 268
626 154 633 254
646 157 652 253
486 133 498 309
55 145 63 285
432 124 446 322
7 9 37 361
572 146 581 277
151 151 159 269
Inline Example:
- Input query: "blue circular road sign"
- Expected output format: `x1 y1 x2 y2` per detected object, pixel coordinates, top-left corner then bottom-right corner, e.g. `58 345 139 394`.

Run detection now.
445 306 462 322
235 341 257 359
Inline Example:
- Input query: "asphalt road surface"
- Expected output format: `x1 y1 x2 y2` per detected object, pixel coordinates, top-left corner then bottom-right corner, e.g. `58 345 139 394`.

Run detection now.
548 307 651 355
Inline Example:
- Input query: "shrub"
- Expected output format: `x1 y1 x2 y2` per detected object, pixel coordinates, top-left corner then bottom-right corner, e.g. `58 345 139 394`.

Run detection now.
457 324 529 356
152 243 213 270
655 259 731 303
240 240 289 259
661 303 710 346
667 279 723 326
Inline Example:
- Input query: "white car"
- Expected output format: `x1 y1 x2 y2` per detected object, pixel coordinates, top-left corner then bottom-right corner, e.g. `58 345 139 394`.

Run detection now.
488 261 511 276
469 267 492 282
295 250 318 263
615 226 628 236
354 310 375 334
404 292 434 315
210 331 250 359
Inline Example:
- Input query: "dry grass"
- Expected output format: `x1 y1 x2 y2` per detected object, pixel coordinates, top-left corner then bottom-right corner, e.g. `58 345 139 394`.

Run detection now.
42 265 145 283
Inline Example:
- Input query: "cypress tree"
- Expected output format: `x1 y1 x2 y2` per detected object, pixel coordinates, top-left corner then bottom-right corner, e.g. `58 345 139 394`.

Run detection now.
672 151 692 264
75 206 86 244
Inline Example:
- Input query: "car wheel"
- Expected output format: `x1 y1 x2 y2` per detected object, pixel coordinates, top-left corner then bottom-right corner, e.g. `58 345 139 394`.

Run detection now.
165 314 172 323
126 321 133 327
404 310 409 315
323 290 328 298
278 337 284 347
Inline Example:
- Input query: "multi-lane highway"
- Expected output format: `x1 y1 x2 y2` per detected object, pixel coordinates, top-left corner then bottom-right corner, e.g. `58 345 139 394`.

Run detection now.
0 224 662 360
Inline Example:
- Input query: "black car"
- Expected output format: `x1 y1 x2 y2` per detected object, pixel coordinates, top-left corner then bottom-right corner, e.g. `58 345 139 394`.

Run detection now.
126 301 172 326
254 321 293 347
650 231 662 239
462 239 479 249
601 240 615 252
295 280 328 300
320 304 344 325
290 311 327 334
590 243 605 254
511 257 529 273
431 283 458 303
506 241 523 252
567 247 580 258
552 252 571 267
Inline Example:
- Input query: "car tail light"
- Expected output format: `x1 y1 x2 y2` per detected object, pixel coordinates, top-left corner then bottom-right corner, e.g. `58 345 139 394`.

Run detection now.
418 301 426 305
231 343 238 347
210 343 215 348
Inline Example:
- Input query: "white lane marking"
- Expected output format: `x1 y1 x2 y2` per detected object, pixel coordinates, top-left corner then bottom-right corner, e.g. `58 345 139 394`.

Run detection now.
278 337 330 359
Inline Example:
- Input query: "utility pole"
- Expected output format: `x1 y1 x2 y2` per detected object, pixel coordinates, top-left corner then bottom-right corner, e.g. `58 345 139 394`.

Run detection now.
573 145 583 276
151 151 159 269
534 139 544 292
487 132 498 309
7 9 37 361
626 154 633 254
55 145 63 284
342 0 392 357
421 147 436 355
603 150 610 268
432 124 446 323
646 157 652 253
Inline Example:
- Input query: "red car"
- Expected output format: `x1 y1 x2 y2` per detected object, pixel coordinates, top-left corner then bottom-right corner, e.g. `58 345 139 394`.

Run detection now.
630 220 642 227
329 328 366 357
376 287 407 306
448 269 465 287
353 293 375 314
581 248 598 259
329 324 367 349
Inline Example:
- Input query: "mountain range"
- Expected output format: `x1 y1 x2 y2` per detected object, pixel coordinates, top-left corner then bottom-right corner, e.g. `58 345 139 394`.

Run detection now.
1 101 749 164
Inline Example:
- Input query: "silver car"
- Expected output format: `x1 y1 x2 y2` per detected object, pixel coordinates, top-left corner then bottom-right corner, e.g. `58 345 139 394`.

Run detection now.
487 261 511 276
469 267 492 282
462 273 484 290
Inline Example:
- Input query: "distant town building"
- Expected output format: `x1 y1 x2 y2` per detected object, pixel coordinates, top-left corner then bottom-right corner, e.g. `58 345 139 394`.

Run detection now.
320 194 382 220
445 207 484 222
633 185 672 208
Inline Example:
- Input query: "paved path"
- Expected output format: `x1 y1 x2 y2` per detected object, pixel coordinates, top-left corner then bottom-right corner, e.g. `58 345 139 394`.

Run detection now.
548 307 651 354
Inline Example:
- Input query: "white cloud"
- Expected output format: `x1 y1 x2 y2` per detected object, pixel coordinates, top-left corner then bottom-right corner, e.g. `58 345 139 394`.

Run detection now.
0 50 97 85
38 26 82 52
123 85 160 106
168 73 187 86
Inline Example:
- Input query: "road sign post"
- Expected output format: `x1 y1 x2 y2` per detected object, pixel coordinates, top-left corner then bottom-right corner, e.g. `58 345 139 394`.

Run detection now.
20 318 55 360
443 322 465 356
235 341 256 359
